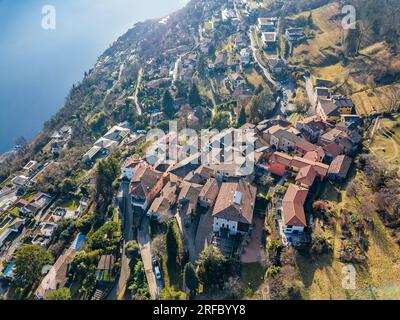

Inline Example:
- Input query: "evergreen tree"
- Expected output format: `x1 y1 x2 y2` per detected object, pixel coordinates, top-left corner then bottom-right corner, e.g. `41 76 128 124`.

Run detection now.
345 22 362 56
307 12 313 27
166 220 182 264
197 246 228 290
184 262 200 294
237 106 247 126
189 83 201 107
95 156 120 203
162 90 175 119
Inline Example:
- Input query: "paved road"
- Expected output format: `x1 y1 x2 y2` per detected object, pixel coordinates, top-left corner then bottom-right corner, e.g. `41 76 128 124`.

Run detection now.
134 68 143 115
137 215 159 299
305 76 317 115
107 182 133 300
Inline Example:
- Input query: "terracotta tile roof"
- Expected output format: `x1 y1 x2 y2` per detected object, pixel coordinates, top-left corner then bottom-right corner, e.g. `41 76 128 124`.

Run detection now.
148 181 179 216
178 181 202 216
303 151 319 162
178 181 202 204
191 165 214 181
212 180 256 224
270 152 292 166
323 142 343 157
295 138 319 153
123 158 141 169
291 156 329 177
36 249 75 298
282 184 308 227
295 165 317 187
199 179 220 203
320 128 345 143
129 163 163 198
319 99 339 117
328 155 352 178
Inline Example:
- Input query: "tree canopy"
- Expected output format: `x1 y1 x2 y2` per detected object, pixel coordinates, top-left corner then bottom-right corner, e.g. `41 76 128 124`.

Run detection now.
14 244 53 291
95 156 120 203
183 262 200 293
162 90 175 119
189 83 202 107
45 287 72 300
166 220 183 265
248 91 275 123
210 110 230 131
237 106 247 127
197 245 231 290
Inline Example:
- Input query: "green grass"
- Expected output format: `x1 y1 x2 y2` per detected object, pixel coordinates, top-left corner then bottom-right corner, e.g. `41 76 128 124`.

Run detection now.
58 197 80 210
240 262 266 298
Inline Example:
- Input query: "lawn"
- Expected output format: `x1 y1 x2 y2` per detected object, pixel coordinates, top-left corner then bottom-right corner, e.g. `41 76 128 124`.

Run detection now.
240 262 266 298
286 2 400 116
297 171 400 299
289 3 342 68
368 117 400 166
245 69 266 89
58 197 80 210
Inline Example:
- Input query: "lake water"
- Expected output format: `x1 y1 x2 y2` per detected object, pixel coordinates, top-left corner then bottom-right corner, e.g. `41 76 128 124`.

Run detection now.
0 0 188 154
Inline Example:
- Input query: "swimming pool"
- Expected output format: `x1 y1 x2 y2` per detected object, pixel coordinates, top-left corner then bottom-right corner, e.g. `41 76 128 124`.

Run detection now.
70 233 86 251
2 261 15 279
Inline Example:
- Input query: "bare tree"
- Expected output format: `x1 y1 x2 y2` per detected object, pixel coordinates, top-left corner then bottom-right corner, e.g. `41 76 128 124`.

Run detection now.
346 178 363 201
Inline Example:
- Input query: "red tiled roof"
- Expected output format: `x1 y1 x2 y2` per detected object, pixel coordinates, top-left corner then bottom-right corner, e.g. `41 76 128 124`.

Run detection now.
295 138 318 153
295 165 317 187
129 163 163 198
199 179 220 203
212 180 256 224
270 152 292 167
291 156 329 177
282 184 308 227
328 155 352 178
323 142 343 157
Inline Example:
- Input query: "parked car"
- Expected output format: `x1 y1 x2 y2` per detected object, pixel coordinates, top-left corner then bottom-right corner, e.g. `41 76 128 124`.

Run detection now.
154 265 162 280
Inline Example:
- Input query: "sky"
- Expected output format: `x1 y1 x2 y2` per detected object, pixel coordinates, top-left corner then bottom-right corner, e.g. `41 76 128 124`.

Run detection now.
0 0 189 154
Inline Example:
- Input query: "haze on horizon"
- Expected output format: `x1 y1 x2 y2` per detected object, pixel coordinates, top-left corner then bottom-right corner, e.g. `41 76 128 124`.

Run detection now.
0 0 189 154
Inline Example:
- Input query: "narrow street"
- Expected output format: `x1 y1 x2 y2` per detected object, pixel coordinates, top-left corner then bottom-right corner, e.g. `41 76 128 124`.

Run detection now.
106 182 133 300
137 215 159 299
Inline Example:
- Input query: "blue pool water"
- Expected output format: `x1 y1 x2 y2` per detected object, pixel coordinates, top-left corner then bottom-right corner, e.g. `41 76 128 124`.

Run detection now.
2 261 15 278
70 233 86 251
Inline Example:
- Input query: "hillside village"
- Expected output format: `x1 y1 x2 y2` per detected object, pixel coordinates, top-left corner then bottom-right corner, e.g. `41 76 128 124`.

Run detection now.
1 0 400 301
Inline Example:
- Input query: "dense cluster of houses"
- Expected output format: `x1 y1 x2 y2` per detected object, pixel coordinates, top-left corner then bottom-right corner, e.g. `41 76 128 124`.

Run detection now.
260 110 361 244
121 103 363 252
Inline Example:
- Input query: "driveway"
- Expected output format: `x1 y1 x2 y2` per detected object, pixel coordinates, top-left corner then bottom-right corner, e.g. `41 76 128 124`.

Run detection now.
248 27 277 88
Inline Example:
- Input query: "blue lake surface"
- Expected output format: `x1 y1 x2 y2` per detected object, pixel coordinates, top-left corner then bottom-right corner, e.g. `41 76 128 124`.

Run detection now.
0 0 188 154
